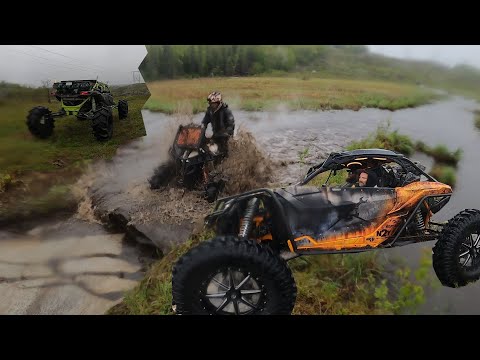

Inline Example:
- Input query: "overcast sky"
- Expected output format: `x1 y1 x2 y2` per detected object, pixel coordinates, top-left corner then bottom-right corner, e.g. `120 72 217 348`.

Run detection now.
3 45 479 87
368 45 480 68
0 45 147 87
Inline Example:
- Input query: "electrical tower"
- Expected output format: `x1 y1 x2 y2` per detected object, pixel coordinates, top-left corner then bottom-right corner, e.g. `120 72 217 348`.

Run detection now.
131 71 142 84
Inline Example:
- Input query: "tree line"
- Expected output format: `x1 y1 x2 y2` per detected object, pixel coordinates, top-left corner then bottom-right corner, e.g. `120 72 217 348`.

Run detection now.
140 45 368 80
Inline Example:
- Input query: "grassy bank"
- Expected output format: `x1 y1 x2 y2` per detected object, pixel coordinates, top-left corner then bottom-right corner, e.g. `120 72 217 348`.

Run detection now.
144 77 441 114
0 83 149 223
415 141 462 166
475 110 480 130
430 165 457 188
347 122 416 156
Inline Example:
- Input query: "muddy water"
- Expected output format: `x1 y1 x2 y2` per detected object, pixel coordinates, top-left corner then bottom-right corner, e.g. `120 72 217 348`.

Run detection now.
85 111 275 253
0 218 152 314
141 96 480 314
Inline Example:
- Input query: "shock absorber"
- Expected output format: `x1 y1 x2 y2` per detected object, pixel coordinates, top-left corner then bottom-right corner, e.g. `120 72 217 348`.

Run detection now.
414 209 426 231
238 198 260 240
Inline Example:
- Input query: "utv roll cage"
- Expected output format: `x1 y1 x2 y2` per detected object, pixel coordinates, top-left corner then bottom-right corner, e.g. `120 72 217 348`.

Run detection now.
300 148 438 186
206 149 446 254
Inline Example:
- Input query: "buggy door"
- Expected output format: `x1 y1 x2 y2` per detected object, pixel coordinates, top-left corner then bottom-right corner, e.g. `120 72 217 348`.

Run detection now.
278 185 397 240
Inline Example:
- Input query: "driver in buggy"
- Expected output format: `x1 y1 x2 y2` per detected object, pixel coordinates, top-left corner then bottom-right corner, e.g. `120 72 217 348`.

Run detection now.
201 91 235 158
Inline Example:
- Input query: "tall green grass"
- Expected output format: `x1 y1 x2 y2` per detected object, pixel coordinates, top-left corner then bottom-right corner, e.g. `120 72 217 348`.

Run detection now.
346 121 415 155
144 77 441 113
474 110 480 130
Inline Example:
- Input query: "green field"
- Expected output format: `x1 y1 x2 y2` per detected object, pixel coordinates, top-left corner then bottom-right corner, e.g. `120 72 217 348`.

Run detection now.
144 77 441 114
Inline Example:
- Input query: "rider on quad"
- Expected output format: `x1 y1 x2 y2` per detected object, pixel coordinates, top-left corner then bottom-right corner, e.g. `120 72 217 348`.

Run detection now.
201 91 235 157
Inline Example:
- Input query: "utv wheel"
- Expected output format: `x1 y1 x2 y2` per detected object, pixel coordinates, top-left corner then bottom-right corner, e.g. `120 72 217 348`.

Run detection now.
205 185 219 203
433 209 480 288
118 99 128 120
26 106 54 139
172 236 297 315
92 107 113 141
149 160 176 189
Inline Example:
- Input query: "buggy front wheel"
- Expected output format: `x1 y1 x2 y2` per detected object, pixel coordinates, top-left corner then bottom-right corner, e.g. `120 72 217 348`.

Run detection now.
26 106 54 139
92 107 113 141
433 209 480 288
172 236 297 315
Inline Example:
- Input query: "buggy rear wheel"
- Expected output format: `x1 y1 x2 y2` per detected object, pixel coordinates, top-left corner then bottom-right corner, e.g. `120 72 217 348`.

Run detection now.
172 236 297 315
433 209 480 288
26 106 54 139
92 107 113 141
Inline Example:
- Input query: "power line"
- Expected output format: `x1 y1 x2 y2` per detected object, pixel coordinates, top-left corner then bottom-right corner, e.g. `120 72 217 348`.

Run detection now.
8 48 98 73
7 49 94 75
27 45 107 72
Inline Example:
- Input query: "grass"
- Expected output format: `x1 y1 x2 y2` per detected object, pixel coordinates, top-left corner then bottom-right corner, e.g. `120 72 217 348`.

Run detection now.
430 165 457 187
290 250 433 315
346 120 416 156
144 77 441 114
415 142 462 166
0 166 84 226
309 169 348 187
475 110 480 130
107 230 215 315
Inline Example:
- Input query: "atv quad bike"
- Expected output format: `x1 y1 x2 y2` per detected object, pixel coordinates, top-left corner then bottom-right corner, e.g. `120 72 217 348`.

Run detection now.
149 124 226 203
172 149 480 315
26 80 129 141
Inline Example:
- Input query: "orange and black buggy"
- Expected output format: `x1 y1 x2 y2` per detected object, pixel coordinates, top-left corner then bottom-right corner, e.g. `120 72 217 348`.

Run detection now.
149 124 226 202
172 149 480 315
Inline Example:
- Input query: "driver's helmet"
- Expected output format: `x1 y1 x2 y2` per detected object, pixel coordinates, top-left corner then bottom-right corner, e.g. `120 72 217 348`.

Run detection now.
207 91 222 104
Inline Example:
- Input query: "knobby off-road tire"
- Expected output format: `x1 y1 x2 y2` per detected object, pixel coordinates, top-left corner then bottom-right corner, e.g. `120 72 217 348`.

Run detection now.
148 160 177 189
205 185 219 203
92 107 113 141
172 236 297 315
118 99 128 120
433 209 480 288
26 106 54 139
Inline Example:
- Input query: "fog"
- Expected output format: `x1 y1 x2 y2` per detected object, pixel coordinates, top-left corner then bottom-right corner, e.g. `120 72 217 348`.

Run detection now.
0 45 147 87
368 45 480 69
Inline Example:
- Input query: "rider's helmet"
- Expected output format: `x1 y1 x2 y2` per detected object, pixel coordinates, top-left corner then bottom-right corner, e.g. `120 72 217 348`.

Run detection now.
207 91 222 104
